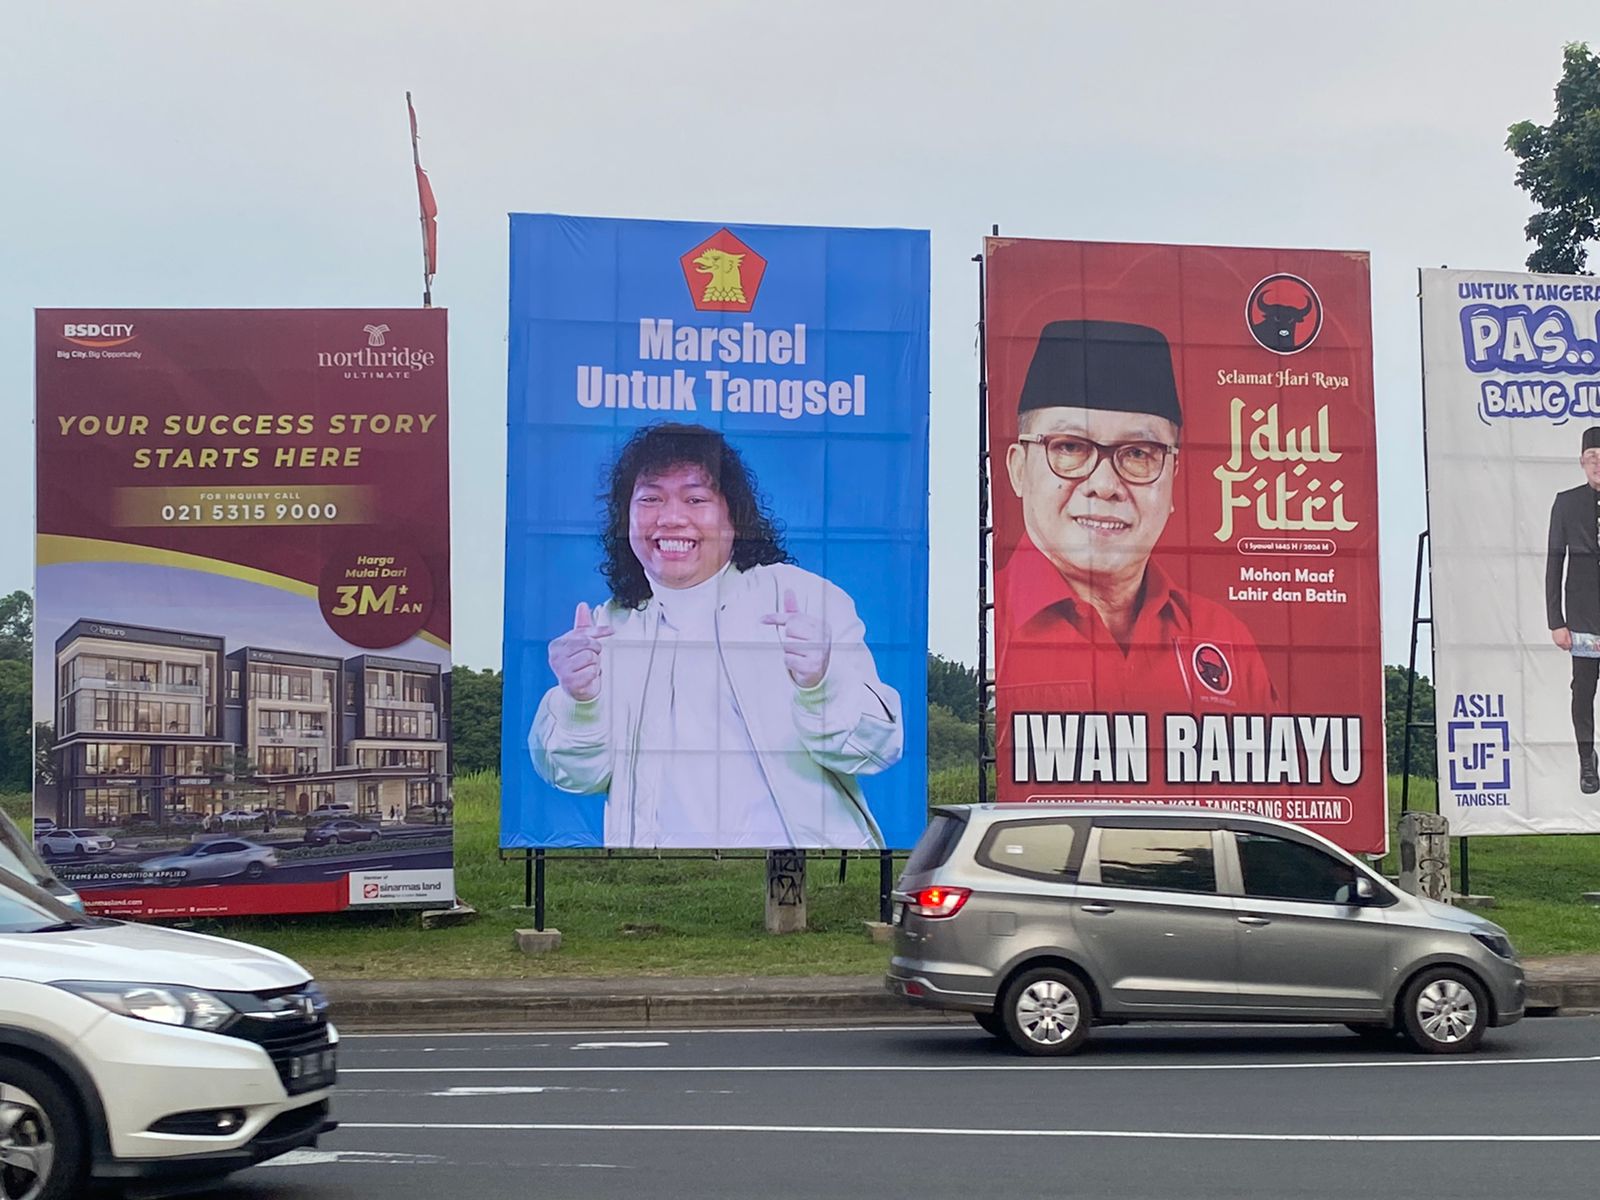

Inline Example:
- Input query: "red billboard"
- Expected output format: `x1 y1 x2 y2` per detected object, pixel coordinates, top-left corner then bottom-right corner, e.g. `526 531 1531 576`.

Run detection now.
986 239 1385 853
34 310 454 917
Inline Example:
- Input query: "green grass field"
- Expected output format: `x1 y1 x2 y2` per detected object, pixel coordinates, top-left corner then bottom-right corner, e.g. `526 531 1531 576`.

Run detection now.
6 773 1600 976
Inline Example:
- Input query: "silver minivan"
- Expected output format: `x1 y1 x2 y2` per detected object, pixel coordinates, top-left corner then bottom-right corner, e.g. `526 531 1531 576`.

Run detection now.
887 805 1525 1056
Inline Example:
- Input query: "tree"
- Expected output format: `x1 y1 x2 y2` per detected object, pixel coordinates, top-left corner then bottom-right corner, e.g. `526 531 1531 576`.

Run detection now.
0 660 29 790
0 592 30 664
927 702 979 771
1384 665 1436 779
450 667 503 775
1508 42 1600 273
927 654 979 724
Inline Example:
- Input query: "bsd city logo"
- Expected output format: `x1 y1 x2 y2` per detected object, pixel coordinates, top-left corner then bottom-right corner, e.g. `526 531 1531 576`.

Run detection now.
1246 274 1323 355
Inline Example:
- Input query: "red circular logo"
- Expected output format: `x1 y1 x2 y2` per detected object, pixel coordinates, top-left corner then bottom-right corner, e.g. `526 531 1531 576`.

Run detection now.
1246 274 1323 355
318 539 434 649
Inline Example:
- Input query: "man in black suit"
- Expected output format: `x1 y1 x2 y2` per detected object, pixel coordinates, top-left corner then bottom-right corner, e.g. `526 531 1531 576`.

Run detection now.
1546 426 1600 793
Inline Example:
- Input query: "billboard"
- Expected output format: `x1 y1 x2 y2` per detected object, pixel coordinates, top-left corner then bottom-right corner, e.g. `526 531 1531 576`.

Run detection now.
986 238 1386 854
501 215 929 850
1421 266 1600 834
34 310 454 917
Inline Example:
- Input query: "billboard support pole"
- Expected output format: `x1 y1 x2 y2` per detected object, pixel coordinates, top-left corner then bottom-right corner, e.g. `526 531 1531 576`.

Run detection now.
534 849 546 932
878 851 892 923
975 233 994 803
1400 530 1434 816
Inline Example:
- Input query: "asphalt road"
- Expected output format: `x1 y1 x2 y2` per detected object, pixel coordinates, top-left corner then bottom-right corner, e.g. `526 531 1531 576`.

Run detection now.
195 1016 1600 1200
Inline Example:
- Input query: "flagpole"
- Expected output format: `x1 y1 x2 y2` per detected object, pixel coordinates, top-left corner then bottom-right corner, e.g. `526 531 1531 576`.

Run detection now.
406 91 434 308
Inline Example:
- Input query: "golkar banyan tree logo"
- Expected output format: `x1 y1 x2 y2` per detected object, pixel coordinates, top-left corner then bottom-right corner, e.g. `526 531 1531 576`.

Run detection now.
680 228 767 313
1246 274 1323 355
318 322 435 379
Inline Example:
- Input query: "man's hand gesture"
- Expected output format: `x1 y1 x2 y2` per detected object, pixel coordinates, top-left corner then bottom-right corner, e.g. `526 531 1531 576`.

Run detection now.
549 602 613 701
761 588 831 689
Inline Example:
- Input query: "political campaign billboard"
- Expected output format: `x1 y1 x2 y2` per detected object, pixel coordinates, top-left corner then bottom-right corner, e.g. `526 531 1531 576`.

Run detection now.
1421 266 1600 835
501 215 929 850
34 310 454 918
986 238 1386 854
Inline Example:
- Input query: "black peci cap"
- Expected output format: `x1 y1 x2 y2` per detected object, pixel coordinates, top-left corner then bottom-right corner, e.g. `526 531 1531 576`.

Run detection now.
1018 320 1182 428
1584 426 1600 452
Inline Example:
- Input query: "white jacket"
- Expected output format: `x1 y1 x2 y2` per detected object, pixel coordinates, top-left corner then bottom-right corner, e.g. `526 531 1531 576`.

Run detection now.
529 562 903 848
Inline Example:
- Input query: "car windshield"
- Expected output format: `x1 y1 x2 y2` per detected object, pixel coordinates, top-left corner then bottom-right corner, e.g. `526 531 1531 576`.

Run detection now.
0 867 99 932
0 811 62 892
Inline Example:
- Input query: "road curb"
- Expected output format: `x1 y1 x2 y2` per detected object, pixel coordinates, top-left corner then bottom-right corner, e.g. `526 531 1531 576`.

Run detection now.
324 964 1598 1032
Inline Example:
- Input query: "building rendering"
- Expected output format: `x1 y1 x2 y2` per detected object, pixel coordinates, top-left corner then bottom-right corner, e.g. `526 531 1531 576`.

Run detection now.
47 618 451 829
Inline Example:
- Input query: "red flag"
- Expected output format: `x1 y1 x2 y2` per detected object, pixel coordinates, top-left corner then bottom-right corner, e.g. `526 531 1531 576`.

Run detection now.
406 92 438 293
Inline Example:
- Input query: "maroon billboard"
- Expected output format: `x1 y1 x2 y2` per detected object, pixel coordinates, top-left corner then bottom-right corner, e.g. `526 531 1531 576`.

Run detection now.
986 239 1386 854
34 310 454 917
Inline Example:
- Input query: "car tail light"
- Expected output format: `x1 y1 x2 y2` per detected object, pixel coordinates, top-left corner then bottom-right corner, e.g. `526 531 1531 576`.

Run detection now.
906 886 971 919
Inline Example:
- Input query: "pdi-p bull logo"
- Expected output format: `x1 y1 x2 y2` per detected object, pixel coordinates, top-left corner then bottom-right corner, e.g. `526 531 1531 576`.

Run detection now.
1246 275 1322 355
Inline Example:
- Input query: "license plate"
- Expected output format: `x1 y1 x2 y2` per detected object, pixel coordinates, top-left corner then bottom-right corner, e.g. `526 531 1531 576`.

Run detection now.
284 1046 337 1092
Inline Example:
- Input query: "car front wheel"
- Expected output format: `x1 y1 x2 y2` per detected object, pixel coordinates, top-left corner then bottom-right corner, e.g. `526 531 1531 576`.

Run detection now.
1000 968 1093 1057
0 1058 87 1200
1400 968 1489 1054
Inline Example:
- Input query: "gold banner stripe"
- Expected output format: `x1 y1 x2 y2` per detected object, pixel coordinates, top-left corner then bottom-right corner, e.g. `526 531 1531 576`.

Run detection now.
34 535 450 653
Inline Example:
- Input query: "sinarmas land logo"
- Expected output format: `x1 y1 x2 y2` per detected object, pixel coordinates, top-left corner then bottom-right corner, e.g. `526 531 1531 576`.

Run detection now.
679 228 767 313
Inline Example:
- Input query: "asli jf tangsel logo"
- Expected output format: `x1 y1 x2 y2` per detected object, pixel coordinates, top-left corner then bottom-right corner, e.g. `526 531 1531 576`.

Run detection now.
572 227 869 422
318 322 434 379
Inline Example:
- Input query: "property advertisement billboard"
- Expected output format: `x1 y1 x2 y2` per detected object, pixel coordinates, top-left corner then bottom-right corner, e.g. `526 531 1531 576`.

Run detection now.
986 238 1386 854
501 215 929 850
1422 266 1600 835
34 309 454 917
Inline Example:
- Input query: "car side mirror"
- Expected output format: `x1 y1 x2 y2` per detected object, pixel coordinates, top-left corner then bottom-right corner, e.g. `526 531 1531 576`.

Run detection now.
1352 876 1376 905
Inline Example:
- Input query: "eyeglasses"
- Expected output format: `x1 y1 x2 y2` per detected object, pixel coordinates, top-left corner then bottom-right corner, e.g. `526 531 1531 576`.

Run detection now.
1016 434 1178 485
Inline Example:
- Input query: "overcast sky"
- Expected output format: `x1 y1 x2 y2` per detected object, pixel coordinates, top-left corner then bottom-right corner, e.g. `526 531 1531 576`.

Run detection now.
5 2 1592 670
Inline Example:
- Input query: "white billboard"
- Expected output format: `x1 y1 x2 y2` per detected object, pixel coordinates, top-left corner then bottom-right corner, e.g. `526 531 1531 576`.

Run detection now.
1423 266 1600 833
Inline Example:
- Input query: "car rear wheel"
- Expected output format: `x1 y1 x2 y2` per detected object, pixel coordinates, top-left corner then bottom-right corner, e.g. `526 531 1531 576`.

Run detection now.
1400 968 1489 1054
1000 968 1092 1057
0 1059 85 1200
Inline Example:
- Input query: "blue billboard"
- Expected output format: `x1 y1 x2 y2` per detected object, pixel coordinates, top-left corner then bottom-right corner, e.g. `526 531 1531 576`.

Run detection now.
501 215 929 850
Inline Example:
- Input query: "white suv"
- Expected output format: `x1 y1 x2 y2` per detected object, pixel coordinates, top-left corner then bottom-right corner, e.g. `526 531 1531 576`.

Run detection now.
0 870 337 1197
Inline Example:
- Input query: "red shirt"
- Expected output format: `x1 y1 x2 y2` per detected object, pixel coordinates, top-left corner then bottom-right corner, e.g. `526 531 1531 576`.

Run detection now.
996 536 1277 798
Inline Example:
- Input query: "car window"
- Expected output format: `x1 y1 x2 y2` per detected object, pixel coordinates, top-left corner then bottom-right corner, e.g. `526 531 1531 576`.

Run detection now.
209 842 244 854
1236 833 1357 903
977 819 1083 881
1095 827 1217 893
903 812 965 874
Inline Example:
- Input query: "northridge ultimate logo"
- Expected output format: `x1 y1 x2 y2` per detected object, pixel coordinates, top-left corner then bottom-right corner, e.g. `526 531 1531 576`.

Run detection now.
318 322 435 379
1247 274 1323 355
680 228 767 313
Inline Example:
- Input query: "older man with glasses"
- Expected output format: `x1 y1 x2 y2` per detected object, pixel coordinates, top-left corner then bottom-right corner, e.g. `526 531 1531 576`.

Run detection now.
999 319 1276 719
1545 426 1600 794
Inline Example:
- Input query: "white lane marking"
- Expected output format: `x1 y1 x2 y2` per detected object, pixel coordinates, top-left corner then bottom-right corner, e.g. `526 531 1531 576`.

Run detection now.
340 1122 1600 1143
430 1086 626 1096
570 1041 672 1051
259 1149 446 1167
343 1053 1600 1076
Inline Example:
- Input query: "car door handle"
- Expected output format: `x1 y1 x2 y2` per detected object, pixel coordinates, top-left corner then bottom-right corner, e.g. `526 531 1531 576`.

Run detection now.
1237 915 1272 926
1080 903 1116 915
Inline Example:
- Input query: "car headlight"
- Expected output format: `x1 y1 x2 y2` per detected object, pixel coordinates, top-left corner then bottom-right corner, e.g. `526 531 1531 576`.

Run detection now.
1471 930 1517 960
54 981 237 1031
